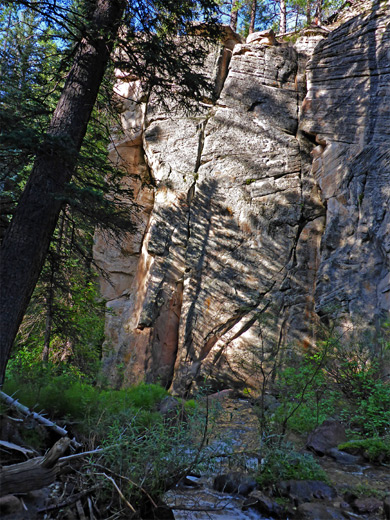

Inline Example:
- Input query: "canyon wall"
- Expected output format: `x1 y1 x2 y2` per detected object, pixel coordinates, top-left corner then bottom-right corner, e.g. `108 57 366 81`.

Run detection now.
94 3 390 393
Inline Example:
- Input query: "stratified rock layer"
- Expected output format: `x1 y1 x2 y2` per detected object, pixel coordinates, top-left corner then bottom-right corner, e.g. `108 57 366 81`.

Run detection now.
94 5 390 393
300 4 390 325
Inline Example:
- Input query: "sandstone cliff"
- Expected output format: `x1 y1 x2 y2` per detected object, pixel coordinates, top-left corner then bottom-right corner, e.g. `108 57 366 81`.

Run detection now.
94 3 390 393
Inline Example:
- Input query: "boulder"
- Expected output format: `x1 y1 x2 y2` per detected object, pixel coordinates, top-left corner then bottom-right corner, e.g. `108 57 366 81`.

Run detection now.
158 396 186 423
246 29 276 45
352 497 382 515
277 480 337 505
243 490 288 518
306 420 347 456
296 502 346 520
326 447 363 465
213 472 257 496
0 495 23 516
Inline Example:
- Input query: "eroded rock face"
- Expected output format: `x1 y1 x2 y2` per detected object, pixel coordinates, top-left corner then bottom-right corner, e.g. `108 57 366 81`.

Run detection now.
95 5 390 393
300 5 390 327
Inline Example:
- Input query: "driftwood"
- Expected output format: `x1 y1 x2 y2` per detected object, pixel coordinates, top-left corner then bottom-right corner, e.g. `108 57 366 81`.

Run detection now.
0 437 71 496
0 440 36 458
0 390 81 449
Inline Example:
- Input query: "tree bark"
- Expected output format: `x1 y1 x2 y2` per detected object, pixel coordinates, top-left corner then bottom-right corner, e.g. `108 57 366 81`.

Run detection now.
249 0 257 34
230 0 239 31
0 0 125 385
314 0 323 24
306 0 312 25
0 437 71 497
280 0 287 34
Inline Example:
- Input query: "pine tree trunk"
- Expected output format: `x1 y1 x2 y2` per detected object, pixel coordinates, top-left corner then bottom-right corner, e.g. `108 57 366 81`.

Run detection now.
314 0 323 23
230 0 239 31
42 287 53 363
0 0 125 385
306 0 312 25
249 0 257 34
280 0 287 34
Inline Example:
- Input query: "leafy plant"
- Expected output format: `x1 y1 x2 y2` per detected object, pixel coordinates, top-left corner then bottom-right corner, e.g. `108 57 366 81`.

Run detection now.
338 438 390 464
272 323 390 438
3 370 169 441
273 347 332 436
256 443 328 487
80 393 220 515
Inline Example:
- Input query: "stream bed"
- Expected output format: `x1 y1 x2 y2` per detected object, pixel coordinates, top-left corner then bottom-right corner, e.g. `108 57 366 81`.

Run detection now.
165 480 269 520
164 395 390 520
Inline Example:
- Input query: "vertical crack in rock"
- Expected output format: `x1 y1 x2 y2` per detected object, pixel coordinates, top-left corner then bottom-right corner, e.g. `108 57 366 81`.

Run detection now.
129 36 242 389
170 38 324 395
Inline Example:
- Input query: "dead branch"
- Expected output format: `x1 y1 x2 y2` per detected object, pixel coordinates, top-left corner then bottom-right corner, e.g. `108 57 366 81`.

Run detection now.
0 437 71 496
36 483 103 514
97 472 136 514
0 390 81 449
59 448 105 465
0 440 36 458
90 462 157 508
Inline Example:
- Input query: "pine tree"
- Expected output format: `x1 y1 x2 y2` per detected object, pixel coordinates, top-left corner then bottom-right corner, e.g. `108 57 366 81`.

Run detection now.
0 0 222 384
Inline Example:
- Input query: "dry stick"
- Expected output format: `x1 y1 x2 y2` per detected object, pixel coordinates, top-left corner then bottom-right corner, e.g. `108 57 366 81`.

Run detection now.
76 500 87 520
87 496 95 520
90 463 157 508
0 390 81 449
97 472 136 514
36 484 103 514
59 448 105 465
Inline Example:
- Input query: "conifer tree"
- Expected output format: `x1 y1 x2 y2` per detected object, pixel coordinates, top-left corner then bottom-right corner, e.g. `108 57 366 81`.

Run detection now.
0 0 222 384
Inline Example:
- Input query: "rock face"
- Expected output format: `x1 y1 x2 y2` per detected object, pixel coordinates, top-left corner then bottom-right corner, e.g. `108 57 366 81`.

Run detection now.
94 4 390 393
300 4 390 326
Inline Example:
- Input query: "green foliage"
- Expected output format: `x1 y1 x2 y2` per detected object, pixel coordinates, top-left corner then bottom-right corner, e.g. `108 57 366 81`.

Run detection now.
97 414 193 499
12 270 106 381
346 482 388 500
256 444 328 487
184 398 198 413
270 324 390 438
341 379 390 437
273 347 334 435
79 395 220 514
274 391 339 434
321 326 390 437
338 438 390 464
4 366 168 436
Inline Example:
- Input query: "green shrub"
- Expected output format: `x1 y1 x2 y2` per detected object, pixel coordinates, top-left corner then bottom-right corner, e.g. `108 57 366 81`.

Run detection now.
3 370 168 441
184 399 197 413
256 444 328 487
272 324 390 438
338 438 390 464
273 350 336 435
341 380 390 437
85 399 217 511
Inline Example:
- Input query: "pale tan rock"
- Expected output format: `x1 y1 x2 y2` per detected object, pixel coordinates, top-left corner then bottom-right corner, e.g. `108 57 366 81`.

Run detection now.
246 29 276 46
96 4 390 392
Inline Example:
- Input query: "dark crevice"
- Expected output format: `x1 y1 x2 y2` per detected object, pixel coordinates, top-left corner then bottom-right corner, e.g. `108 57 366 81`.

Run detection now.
301 129 318 146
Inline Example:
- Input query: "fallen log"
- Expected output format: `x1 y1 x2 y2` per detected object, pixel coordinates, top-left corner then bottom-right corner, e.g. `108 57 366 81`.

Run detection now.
0 437 71 496
0 390 81 449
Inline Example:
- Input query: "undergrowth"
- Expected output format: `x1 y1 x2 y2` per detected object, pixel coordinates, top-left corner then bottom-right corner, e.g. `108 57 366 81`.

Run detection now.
338 438 390 464
3 366 169 444
256 443 328 487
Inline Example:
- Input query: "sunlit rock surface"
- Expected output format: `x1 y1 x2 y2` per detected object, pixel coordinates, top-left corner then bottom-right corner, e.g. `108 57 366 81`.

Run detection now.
94 5 390 393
